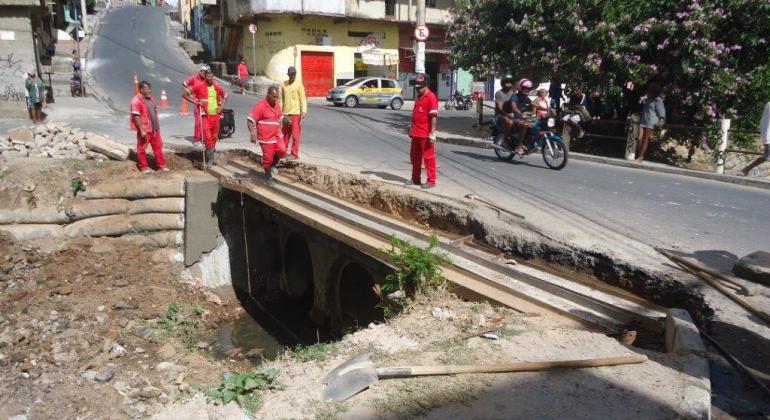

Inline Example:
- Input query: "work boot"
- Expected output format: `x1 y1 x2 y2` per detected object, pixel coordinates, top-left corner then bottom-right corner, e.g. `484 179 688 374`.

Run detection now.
264 167 276 186
271 157 281 174
204 148 216 167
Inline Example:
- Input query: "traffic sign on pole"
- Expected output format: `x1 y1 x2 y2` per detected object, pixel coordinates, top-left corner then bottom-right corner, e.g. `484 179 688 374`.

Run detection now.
248 23 258 34
414 25 429 42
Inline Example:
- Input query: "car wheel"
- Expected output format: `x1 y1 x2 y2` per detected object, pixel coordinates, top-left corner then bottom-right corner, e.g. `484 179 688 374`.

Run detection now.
390 98 403 110
345 95 358 108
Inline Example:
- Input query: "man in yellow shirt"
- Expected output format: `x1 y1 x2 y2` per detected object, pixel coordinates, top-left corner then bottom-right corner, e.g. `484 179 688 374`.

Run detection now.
280 66 307 159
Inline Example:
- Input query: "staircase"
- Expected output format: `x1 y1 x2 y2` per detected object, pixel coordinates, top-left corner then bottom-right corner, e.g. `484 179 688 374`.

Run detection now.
43 40 87 100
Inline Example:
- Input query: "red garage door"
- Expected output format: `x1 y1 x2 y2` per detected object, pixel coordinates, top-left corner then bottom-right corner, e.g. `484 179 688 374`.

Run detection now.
300 51 333 97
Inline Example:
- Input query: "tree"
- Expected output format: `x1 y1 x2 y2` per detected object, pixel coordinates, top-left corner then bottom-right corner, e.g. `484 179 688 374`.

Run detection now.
449 0 770 129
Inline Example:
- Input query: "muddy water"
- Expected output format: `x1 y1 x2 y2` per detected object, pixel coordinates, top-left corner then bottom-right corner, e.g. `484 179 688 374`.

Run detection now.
213 313 285 364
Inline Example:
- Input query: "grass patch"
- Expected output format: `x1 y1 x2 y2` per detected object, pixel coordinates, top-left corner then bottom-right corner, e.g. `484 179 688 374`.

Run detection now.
200 368 282 413
155 301 207 351
288 342 337 363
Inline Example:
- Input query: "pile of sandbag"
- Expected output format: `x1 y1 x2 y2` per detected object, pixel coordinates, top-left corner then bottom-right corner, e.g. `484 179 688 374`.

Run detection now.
0 122 130 161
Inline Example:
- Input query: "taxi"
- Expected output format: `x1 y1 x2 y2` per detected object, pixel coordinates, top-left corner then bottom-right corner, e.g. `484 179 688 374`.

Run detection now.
326 77 404 110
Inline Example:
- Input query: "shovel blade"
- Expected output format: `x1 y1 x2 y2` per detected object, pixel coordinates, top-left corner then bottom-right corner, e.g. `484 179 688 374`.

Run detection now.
322 365 379 401
322 352 374 384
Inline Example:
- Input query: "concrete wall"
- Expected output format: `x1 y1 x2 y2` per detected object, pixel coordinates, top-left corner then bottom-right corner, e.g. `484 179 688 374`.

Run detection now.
237 15 398 83
250 0 345 16
0 6 36 118
349 0 454 24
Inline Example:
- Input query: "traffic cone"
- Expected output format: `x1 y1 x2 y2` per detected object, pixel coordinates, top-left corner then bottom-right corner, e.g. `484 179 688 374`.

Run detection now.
159 89 170 109
133 73 139 95
179 98 190 116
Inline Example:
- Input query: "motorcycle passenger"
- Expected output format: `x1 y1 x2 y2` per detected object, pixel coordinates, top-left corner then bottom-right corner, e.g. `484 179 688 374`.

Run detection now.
509 78 534 155
562 85 589 139
494 74 516 145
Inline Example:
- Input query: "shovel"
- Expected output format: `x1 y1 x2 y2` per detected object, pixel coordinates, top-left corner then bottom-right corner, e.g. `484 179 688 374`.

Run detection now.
322 352 647 401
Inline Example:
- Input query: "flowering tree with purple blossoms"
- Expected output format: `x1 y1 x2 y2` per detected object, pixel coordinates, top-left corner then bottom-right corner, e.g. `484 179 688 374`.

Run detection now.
449 0 770 135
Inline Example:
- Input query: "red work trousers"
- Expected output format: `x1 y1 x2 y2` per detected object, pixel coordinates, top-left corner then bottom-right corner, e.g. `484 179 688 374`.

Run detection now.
258 140 286 168
202 114 220 150
136 131 166 169
410 136 437 185
192 105 202 142
281 114 302 157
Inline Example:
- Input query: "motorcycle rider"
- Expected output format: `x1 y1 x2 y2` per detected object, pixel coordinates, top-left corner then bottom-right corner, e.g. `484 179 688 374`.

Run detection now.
494 74 516 147
509 78 535 155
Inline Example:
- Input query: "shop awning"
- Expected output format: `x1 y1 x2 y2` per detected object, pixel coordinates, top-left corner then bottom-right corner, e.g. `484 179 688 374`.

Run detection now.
360 50 399 66
399 46 451 55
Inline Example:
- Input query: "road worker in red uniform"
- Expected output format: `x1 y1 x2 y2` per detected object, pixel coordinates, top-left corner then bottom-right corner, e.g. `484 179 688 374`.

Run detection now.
409 73 439 189
181 64 210 146
183 72 228 166
130 80 168 173
247 86 285 185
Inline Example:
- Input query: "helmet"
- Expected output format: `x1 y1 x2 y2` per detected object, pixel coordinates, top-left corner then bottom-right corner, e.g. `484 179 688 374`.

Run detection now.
414 73 430 88
501 74 514 84
517 78 533 94
199 64 211 72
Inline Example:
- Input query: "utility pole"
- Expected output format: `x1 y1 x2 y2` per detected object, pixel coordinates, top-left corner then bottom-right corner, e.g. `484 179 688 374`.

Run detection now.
80 0 88 35
415 0 425 74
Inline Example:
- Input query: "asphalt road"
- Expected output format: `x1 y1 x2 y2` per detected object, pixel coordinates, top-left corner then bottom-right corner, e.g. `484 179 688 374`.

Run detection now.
84 6 769 272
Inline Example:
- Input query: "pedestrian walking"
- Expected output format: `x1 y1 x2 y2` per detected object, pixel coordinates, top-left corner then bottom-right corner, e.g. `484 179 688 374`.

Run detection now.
247 86 286 186
182 64 210 146
409 73 439 189
237 58 249 95
184 71 228 167
130 81 168 173
280 66 307 160
635 83 666 162
740 101 770 176
25 69 46 124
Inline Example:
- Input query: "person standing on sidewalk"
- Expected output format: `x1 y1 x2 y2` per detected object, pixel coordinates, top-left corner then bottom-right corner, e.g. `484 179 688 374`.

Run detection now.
25 69 46 124
237 58 249 95
247 86 286 186
280 66 307 160
130 81 168 173
635 83 666 162
184 71 228 167
740 101 770 176
409 73 439 189
182 64 210 147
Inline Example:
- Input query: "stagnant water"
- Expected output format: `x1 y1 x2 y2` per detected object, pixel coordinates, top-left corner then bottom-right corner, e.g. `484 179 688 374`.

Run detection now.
212 312 285 364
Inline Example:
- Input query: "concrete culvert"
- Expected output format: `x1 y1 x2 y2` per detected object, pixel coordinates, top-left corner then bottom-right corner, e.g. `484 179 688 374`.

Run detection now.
338 262 383 327
282 233 315 305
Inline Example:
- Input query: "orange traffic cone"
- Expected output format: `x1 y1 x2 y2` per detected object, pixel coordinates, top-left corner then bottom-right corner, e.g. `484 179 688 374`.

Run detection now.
159 89 170 109
133 73 139 95
179 98 190 116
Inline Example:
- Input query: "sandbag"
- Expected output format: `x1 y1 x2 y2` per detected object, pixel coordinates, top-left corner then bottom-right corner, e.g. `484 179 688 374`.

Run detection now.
0 224 65 241
64 199 130 221
122 231 183 248
63 213 184 238
84 134 130 161
79 179 185 199
0 208 69 224
128 198 185 214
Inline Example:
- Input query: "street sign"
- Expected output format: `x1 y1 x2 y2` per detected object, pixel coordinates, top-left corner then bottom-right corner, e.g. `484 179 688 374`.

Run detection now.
414 25 429 42
248 23 258 34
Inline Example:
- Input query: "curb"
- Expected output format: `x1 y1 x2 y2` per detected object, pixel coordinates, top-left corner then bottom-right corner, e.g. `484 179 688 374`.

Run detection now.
665 308 711 420
436 135 770 190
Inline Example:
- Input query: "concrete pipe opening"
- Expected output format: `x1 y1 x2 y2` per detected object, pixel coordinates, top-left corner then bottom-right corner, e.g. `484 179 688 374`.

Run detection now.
283 233 315 308
338 262 383 328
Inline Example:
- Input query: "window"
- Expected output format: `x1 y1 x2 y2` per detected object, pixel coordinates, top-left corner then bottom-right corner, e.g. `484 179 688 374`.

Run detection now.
385 0 396 16
426 0 437 7
381 79 396 89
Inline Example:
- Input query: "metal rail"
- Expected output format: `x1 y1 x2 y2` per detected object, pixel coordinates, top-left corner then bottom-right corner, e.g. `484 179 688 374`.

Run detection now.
209 158 666 333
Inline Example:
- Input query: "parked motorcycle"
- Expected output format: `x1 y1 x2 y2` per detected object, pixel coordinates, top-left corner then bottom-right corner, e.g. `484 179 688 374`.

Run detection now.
488 115 569 170
444 91 473 111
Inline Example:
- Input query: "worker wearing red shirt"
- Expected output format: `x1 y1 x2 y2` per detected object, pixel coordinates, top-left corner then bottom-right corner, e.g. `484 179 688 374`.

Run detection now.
181 64 210 146
410 73 439 189
183 71 228 166
130 80 168 173
237 58 249 95
247 86 285 185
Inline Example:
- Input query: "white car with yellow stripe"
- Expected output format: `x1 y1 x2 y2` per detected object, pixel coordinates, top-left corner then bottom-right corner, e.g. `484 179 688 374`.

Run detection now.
326 77 404 110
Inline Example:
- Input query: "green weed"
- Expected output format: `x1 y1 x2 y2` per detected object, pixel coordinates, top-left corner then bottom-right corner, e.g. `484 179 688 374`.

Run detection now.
289 342 336 363
70 177 86 195
203 369 282 413
156 301 206 351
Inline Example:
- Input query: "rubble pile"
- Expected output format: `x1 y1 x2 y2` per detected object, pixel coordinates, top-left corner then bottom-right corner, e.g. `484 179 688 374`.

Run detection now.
0 123 129 161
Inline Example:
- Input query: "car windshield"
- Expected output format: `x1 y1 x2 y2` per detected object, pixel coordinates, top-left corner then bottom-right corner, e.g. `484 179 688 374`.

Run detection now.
342 78 369 87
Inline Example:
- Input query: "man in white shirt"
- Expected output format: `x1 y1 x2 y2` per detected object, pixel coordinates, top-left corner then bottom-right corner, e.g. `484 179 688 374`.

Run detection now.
740 102 770 176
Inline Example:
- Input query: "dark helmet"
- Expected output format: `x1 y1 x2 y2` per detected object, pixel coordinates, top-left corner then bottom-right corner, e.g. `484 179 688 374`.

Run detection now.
501 74 515 84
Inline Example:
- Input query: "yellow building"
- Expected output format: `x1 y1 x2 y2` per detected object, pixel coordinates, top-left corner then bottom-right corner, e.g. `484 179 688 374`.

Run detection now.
238 15 399 97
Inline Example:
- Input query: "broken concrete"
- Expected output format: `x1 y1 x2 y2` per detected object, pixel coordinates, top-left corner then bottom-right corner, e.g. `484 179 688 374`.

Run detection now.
733 251 770 286
183 175 220 266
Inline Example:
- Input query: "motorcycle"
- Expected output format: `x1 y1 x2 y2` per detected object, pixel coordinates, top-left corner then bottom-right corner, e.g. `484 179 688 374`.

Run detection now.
488 114 569 170
444 91 473 111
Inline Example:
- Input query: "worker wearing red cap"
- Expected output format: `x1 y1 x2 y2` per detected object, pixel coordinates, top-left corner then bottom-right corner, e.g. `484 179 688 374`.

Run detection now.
181 64 210 146
409 73 439 189
183 71 227 166
247 86 285 185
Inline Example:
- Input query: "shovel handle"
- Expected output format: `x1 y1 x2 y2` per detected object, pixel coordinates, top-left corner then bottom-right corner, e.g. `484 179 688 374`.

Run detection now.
375 355 648 378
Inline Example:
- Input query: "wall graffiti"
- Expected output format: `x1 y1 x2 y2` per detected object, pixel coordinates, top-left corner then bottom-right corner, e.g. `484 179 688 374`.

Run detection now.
0 53 27 102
